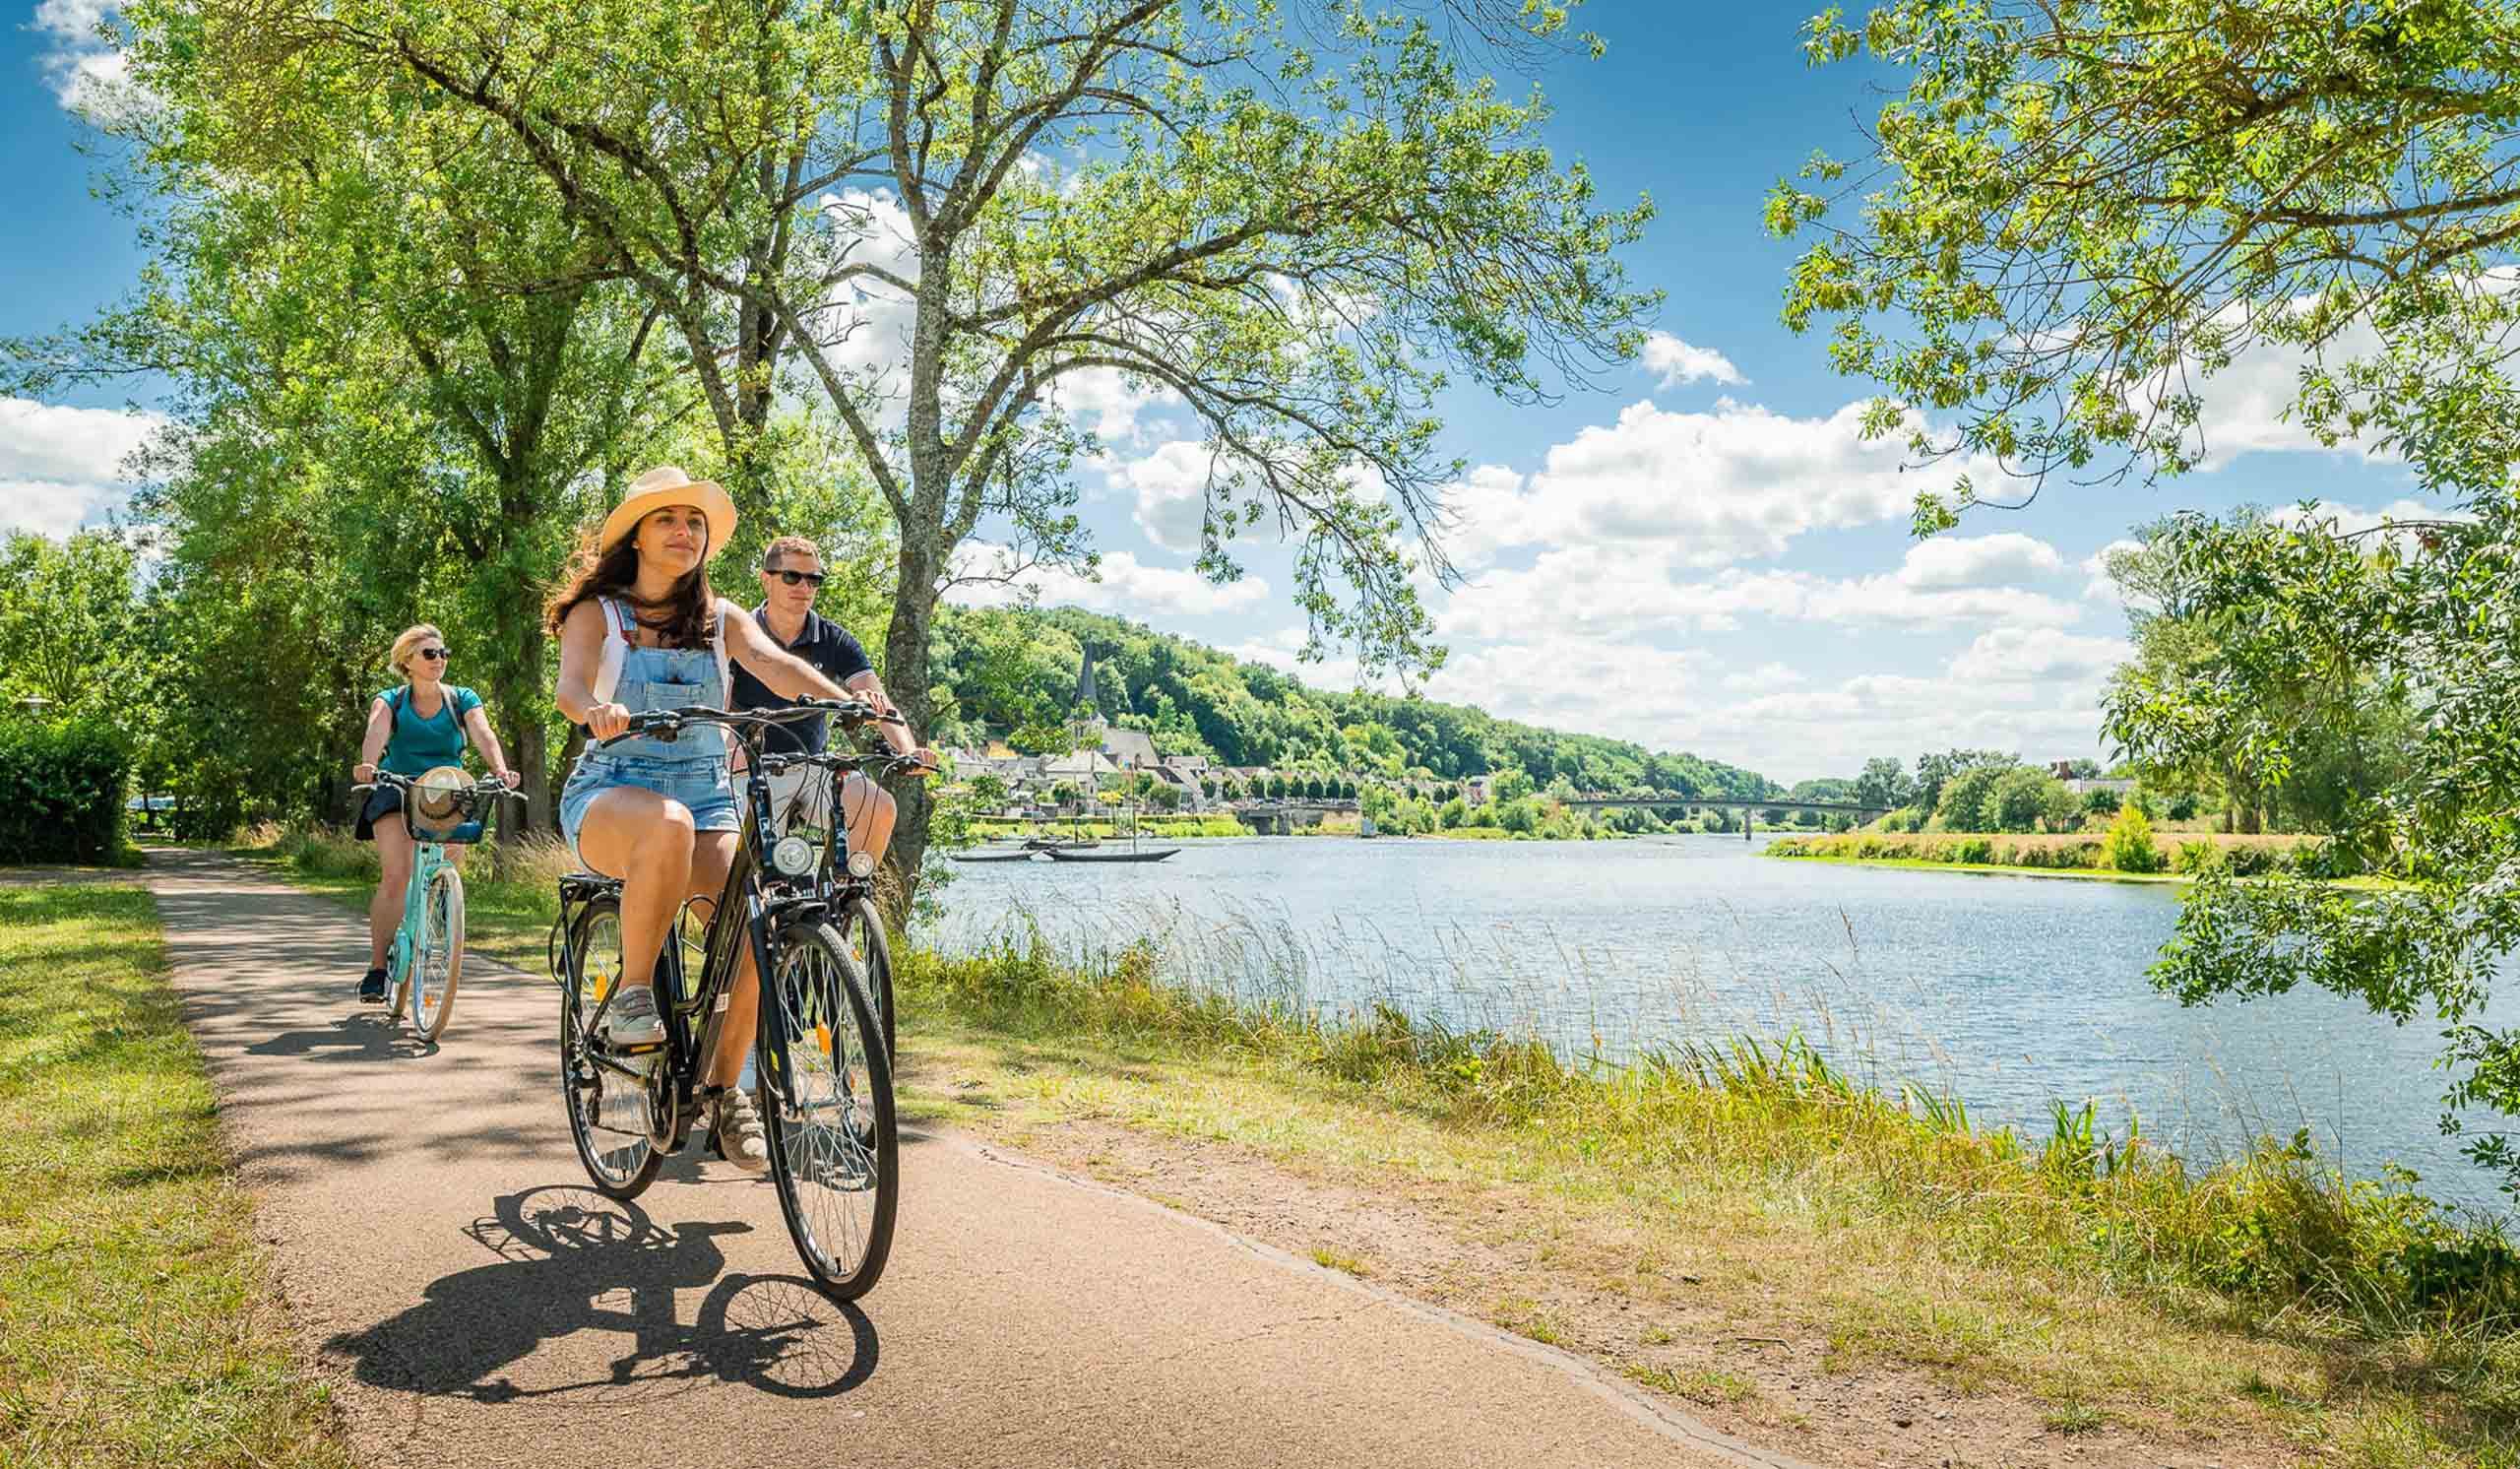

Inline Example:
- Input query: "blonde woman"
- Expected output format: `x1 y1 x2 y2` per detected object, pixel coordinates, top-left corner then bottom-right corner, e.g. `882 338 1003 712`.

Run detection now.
350 625 518 1002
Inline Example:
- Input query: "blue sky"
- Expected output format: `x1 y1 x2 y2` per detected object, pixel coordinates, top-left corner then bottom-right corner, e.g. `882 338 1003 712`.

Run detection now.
0 4 2437 782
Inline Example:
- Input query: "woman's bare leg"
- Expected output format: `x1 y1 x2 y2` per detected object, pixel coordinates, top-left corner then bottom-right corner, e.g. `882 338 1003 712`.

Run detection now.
370 822 414 969
574 788 696 998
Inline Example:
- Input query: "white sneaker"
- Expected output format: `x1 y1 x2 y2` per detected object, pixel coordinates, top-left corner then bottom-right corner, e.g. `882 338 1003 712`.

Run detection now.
713 1087 770 1174
598 985 665 1050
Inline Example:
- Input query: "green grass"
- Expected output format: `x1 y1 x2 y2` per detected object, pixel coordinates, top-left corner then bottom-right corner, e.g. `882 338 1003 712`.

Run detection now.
1308 1245 1371 1277
0 884 349 1468
1620 1362 1758 1406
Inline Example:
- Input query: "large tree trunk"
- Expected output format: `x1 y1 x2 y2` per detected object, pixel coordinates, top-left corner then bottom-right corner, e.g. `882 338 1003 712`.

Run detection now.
877 543 944 922
491 631 550 842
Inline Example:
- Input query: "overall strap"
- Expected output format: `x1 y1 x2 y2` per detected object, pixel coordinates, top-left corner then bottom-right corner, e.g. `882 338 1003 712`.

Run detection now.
592 598 631 703
712 602 731 708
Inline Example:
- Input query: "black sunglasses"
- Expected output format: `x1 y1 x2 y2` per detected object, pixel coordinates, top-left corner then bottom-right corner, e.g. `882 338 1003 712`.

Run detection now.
416 648 450 662
769 569 828 588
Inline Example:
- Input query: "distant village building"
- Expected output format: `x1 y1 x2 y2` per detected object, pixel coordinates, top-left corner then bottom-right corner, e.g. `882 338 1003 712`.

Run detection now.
2047 760 2135 798
1100 727 1158 771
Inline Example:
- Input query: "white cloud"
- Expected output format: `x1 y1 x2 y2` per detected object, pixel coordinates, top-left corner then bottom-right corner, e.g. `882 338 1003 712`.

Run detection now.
1437 398 2013 574
1639 332 1745 388
2079 538 2144 603
1947 626 2130 685
0 398 166 537
1722 662 1805 692
1894 532 2062 590
1439 541 2081 643
1102 439 1219 554
1046 366 1178 447
951 547 1266 619
1277 619 2119 783
809 189 922 418
33 1 144 120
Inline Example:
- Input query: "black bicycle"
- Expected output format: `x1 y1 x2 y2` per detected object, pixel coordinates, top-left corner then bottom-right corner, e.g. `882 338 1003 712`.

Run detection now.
756 746 931 1062
548 698 911 1300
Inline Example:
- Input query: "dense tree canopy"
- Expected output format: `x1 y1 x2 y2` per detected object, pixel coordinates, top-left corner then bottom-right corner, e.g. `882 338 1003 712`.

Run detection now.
925 605 1775 798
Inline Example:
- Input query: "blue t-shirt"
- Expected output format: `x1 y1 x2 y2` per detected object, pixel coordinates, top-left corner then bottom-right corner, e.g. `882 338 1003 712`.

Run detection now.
378 685 481 776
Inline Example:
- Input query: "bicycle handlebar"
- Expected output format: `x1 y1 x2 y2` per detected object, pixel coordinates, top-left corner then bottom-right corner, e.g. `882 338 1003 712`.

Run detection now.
353 771 522 798
592 696 906 753
759 748 937 780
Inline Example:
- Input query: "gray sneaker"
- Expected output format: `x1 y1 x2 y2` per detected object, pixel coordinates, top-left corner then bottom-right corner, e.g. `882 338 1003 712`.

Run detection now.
598 984 666 1050
713 1087 770 1174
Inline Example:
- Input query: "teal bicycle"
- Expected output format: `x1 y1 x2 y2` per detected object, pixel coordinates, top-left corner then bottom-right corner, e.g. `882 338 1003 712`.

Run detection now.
353 768 521 1044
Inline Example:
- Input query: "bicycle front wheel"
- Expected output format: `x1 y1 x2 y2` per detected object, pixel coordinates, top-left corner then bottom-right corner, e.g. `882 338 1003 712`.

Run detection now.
759 921 897 1300
834 895 896 1061
410 866 465 1043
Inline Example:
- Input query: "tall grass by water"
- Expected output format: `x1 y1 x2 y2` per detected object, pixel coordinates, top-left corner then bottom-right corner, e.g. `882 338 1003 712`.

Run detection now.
909 911 2520 1373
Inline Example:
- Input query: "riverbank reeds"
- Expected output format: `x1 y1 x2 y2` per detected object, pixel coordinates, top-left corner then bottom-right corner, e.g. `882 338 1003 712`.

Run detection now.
905 916 2520 1461
909 920 2514 1327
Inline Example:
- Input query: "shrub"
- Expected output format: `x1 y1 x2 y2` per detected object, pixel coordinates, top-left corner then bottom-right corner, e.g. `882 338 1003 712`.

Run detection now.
2083 787 2122 816
1880 804 1925 833
2225 845 2278 876
1954 837 1996 864
2174 840 2222 874
2101 804 2167 874
0 719 131 864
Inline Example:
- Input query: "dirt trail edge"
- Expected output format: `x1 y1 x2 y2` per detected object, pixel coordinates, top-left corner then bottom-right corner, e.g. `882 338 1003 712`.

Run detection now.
144 850 1822 1469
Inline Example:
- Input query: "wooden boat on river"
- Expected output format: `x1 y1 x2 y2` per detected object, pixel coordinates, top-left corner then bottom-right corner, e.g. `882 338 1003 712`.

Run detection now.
1041 844 1178 863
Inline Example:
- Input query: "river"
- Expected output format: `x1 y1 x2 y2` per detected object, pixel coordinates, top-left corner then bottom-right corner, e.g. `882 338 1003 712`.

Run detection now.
934 833 2517 1210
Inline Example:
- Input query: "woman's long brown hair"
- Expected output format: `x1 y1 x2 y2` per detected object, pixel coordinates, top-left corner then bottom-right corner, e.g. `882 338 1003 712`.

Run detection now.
543 520 717 649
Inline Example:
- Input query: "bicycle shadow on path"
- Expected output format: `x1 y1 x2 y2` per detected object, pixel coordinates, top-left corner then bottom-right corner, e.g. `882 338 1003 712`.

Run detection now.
323 1184 878 1407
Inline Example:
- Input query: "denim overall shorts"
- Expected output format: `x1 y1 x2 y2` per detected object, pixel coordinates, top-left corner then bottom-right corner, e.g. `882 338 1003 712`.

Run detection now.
558 641 738 868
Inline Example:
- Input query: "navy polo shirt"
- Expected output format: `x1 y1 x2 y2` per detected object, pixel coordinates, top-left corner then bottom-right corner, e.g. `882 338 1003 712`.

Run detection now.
728 606 874 755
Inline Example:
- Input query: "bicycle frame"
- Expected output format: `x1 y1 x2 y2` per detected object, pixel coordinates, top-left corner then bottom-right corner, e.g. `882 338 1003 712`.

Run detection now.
359 771 504 993
564 708 849 1126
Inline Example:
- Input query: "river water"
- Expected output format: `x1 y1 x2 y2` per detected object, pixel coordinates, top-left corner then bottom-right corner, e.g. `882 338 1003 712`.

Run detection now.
934 833 2517 1209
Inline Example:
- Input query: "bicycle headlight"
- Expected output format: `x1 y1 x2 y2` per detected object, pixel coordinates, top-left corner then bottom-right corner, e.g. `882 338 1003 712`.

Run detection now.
771 835 817 877
846 850 876 879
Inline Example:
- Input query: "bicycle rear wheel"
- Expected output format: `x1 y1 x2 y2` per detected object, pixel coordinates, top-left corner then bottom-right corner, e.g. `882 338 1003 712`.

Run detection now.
833 894 896 1061
759 921 896 1299
410 866 465 1043
562 898 663 1199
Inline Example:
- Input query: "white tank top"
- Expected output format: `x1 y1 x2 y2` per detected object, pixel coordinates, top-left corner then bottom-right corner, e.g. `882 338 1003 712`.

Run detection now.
592 596 729 705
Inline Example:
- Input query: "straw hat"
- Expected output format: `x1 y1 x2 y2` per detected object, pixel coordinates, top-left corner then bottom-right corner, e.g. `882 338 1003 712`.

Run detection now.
411 766 472 823
598 466 737 560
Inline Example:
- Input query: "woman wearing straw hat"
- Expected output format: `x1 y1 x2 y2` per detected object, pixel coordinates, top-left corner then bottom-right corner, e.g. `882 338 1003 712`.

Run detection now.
546 466 927 1174
350 624 519 1003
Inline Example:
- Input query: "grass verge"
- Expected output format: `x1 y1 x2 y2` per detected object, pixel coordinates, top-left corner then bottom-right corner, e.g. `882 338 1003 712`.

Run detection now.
0 883 349 1467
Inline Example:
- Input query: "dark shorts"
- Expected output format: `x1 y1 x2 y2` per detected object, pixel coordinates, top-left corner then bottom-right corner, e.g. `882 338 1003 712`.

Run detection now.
353 785 404 842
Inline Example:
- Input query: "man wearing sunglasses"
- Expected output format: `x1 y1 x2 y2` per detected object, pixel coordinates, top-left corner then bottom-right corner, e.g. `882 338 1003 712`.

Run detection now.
728 536 934 856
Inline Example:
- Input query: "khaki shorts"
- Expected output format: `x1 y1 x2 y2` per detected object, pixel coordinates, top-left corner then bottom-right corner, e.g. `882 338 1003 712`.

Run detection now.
752 764 833 837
